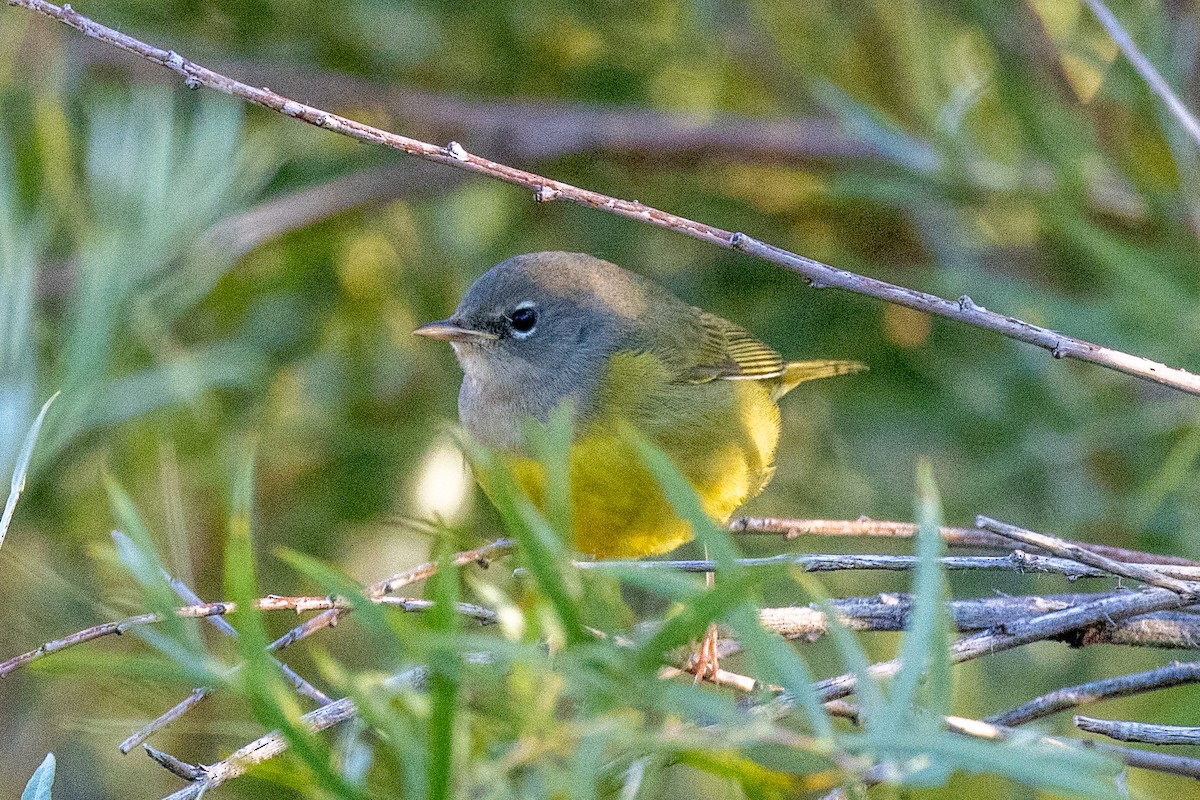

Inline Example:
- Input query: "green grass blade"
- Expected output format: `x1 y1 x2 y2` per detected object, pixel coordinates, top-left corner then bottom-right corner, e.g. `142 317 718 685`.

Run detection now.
885 459 952 725
427 543 462 800
460 436 587 645
793 570 886 717
0 391 58 551
726 603 834 740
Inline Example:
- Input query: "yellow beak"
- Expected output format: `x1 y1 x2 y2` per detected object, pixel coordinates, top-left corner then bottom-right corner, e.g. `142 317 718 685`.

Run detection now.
413 319 498 342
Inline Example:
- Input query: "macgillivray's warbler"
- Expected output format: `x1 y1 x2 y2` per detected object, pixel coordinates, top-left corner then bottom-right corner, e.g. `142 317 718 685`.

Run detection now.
414 251 865 558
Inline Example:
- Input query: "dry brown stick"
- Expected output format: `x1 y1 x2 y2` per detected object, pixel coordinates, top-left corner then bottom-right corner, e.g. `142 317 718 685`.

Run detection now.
978 516 1200 593
989 661 1200 727
0 595 359 679
1076 716 1200 746
815 586 1199 703
7 0 1200 396
121 688 210 755
731 517 1200 567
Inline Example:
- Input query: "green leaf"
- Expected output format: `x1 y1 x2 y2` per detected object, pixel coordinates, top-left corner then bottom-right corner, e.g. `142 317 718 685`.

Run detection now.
427 543 462 800
884 459 952 727
222 447 365 800
275 548 398 655
0 390 57 550
726 603 833 740
106 480 205 666
628 428 740 572
522 401 575 542
793 570 885 718
21 753 55 800
460 435 587 645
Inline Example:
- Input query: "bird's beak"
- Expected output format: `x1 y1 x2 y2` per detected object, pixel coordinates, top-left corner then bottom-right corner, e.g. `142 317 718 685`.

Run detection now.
413 318 498 343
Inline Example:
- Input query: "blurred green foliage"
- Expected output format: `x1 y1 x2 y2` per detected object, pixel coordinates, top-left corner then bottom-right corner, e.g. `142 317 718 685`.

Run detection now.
2 0 1200 797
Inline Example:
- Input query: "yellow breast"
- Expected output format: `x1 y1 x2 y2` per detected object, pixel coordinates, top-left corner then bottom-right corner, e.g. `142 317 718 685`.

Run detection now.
505 351 782 558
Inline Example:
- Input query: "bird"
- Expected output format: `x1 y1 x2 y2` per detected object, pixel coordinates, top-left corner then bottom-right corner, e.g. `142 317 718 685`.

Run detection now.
413 251 865 559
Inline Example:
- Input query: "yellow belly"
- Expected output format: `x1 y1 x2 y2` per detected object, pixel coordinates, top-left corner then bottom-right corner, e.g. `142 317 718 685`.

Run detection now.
504 352 782 558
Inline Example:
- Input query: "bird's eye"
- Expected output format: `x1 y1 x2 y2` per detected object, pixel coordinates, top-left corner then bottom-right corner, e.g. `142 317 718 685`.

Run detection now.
510 306 538 335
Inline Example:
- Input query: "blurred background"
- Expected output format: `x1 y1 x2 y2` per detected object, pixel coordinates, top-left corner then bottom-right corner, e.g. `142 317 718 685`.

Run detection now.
3 0 1200 797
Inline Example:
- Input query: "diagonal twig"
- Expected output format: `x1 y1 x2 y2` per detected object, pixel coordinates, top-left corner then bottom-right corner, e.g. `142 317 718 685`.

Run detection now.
1075 716 1200 746
1085 0 1200 148
7 0 1200 395
117 575 337 754
989 661 1200 726
977 516 1200 595
121 539 513 751
814 586 1200 704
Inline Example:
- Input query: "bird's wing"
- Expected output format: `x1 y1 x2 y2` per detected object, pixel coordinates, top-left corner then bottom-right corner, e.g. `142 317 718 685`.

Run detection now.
684 312 786 383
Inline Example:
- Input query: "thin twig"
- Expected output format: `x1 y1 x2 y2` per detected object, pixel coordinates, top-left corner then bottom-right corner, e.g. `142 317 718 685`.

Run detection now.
159 667 430 800
1075 716 1200 746
143 745 205 781
978 516 1200 594
575 551 1200 579
165 574 332 705
118 577 336 754
1085 0 1200 148
818 710 1200 799
814 586 1199 703
942 716 1200 779
760 593 1200 649
124 539 513 751
7 0 1200 395
731 517 1200 566
989 661 1200 726
121 689 210 755
0 596 352 679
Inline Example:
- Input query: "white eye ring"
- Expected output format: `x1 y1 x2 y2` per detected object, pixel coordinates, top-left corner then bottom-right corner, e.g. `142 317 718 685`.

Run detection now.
510 301 538 339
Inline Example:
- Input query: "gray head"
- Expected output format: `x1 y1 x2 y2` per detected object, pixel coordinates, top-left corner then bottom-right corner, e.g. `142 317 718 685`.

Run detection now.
413 252 669 448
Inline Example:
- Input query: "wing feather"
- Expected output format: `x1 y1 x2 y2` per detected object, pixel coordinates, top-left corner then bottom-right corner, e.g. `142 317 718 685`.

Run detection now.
685 312 785 383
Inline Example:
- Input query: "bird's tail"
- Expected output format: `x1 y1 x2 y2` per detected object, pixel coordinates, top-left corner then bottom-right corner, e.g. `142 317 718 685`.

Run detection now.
772 359 867 400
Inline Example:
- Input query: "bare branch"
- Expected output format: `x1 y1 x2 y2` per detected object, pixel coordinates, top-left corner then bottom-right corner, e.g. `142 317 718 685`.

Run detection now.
7 0 1200 394
1075 716 1200 746
978 516 1200 594
732 517 1200 567
117 577 337 754
819 711 1200 799
815 586 1200 703
121 689 210 756
989 662 1200 727
143 745 205 782
122 539 513 749
165 574 332 705
943 716 1200 779
760 593 1200 649
576 551 1200 579
158 667 430 800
